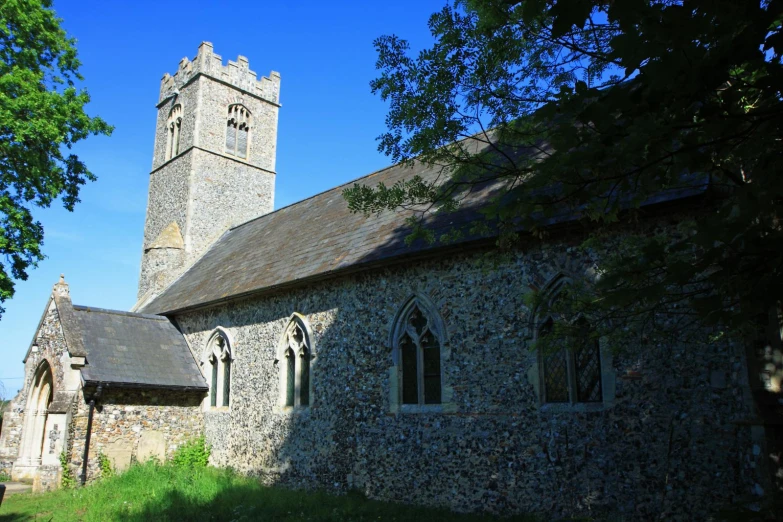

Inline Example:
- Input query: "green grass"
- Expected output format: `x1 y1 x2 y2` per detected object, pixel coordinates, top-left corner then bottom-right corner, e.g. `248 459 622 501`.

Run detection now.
0 462 540 522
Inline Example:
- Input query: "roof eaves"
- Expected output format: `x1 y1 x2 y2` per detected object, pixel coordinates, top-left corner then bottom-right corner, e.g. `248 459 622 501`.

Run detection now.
81 379 208 392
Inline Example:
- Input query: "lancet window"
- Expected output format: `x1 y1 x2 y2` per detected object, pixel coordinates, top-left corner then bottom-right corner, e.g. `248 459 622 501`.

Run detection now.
392 296 445 406
206 330 232 408
279 316 312 408
536 276 603 404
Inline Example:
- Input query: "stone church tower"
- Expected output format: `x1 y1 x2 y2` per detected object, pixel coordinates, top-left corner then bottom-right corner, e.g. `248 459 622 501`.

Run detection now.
137 42 280 304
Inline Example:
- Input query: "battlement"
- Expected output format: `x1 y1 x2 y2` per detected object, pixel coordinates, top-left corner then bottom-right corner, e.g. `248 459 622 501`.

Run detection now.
159 42 280 105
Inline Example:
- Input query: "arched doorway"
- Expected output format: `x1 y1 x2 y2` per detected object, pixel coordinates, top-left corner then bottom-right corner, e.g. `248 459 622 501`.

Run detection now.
20 361 53 465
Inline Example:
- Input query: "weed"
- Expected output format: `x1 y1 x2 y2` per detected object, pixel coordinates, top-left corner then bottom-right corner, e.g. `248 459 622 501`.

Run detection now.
97 451 113 479
172 435 210 468
60 451 75 489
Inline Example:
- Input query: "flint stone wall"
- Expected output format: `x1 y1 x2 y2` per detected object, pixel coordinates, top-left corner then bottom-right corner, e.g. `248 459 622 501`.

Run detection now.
174 229 763 519
68 388 204 482
0 404 22 475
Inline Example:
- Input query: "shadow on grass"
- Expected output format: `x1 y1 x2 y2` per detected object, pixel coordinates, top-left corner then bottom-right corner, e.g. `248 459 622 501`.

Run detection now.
0 464 542 522
113 482 537 522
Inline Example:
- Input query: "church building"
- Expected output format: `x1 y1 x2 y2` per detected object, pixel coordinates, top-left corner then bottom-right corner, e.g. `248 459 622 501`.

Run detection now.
0 43 771 518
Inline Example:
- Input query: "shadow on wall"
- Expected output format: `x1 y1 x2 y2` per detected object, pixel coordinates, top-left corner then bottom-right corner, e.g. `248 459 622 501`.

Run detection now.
184 186 767 519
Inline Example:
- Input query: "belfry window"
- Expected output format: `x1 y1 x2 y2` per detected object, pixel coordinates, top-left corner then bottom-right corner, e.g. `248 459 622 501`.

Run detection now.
279 315 312 409
206 330 232 408
225 104 250 159
392 296 445 406
166 104 183 160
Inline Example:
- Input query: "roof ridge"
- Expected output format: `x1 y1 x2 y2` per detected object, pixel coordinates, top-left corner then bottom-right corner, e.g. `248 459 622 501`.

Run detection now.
72 304 168 321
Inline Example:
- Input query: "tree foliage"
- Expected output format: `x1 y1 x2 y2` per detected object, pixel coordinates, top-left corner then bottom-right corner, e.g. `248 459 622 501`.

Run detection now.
0 0 112 316
344 0 783 344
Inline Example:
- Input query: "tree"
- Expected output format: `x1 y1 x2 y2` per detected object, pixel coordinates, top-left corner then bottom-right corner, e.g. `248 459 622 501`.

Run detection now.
344 0 783 346
0 0 112 316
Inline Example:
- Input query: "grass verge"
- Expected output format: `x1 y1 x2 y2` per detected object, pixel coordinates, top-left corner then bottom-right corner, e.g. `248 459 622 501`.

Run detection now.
0 462 539 522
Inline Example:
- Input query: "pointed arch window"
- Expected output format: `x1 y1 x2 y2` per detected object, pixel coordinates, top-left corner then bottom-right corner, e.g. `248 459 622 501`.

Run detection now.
166 104 183 160
392 296 446 406
206 330 232 408
279 315 312 409
534 276 604 405
225 104 250 159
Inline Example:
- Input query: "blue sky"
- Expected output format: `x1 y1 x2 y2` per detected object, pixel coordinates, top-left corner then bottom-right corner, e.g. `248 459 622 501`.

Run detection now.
0 0 445 397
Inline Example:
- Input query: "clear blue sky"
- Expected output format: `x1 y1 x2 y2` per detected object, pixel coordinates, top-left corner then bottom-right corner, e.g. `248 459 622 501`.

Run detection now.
0 0 445 397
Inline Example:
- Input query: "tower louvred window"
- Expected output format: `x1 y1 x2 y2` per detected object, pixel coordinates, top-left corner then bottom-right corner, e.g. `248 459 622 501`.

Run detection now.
166 104 183 160
226 104 250 158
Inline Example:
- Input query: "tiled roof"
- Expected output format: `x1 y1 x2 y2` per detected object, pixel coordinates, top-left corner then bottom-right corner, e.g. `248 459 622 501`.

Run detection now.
141 142 707 315
140 152 507 315
74 305 207 390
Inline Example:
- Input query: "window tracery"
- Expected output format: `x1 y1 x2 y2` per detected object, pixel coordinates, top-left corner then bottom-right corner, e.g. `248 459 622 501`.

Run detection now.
392 296 445 406
279 316 312 408
206 330 232 408
535 276 603 405
225 104 250 159
166 104 183 160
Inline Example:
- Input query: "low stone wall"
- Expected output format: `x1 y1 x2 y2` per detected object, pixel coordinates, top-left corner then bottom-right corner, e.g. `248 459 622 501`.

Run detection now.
0 397 23 476
68 388 204 482
33 465 60 492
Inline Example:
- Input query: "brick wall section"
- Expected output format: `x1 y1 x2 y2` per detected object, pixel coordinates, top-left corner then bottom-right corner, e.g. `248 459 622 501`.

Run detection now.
174 233 764 519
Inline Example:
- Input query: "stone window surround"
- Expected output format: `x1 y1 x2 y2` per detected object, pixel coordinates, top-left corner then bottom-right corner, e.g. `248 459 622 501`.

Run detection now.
201 327 233 411
526 273 616 412
389 294 456 414
225 103 251 159
165 104 183 161
275 313 315 413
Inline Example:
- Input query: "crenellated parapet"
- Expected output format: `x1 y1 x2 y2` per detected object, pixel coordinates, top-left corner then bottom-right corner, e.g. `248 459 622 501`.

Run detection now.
159 42 280 105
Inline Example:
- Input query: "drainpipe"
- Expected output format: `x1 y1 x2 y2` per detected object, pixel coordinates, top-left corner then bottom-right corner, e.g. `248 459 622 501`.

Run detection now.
81 385 102 485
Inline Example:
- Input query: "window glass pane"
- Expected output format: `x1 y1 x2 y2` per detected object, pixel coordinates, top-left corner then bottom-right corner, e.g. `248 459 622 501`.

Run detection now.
401 334 418 404
210 362 218 407
222 359 231 407
286 349 295 407
237 127 248 159
225 123 236 154
575 338 602 402
300 350 310 406
421 330 441 404
540 318 569 403
544 349 569 402
166 126 174 160
174 120 181 156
